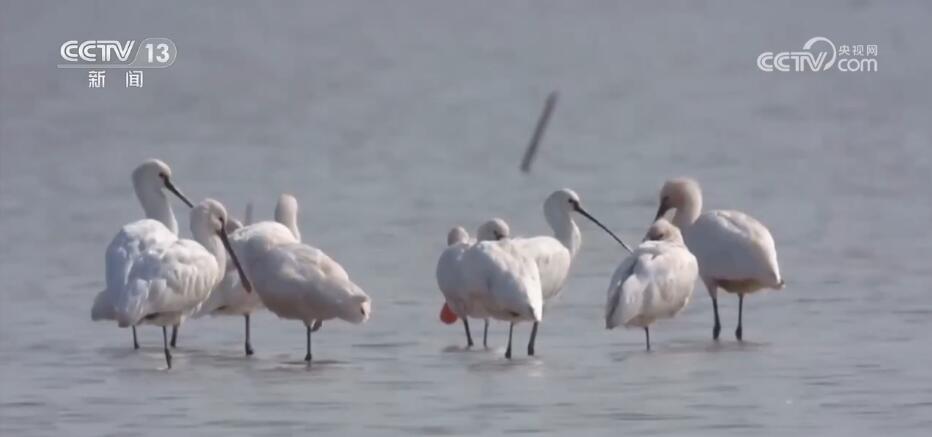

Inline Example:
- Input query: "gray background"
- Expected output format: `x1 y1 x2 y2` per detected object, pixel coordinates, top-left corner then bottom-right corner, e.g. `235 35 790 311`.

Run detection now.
1 1 931 435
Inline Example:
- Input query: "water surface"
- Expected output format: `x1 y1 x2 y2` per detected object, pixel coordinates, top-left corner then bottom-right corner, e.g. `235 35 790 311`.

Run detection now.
1 1 931 435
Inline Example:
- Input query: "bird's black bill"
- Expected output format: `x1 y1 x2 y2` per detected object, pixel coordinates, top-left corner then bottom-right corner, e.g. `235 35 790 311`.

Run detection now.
654 198 670 221
574 205 633 253
164 178 194 208
218 230 252 292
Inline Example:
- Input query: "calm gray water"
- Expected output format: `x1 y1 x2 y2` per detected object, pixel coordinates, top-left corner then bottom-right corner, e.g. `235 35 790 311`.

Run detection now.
2 1 931 435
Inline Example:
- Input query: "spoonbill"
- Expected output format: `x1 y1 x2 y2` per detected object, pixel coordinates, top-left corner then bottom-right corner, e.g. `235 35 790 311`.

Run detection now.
233 212 371 363
511 189 632 356
107 199 251 368
91 159 193 350
605 219 698 350
197 194 301 355
459 237 543 359
437 218 510 348
654 177 783 340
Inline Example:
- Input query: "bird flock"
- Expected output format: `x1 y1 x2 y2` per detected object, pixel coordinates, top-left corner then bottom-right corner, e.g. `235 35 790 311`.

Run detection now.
92 159 783 368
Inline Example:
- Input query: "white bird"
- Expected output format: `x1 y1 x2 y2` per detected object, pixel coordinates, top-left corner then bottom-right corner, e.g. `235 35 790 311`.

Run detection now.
91 159 194 350
654 177 784 340
509 189 632 356
458 237 543 358
104 199 251 368
233 208 371 363
605 219 698 350
436 218 510 348
197 194 301 355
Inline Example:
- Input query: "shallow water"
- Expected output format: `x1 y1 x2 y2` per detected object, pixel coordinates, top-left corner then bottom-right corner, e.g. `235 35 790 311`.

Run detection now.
2 1 932 435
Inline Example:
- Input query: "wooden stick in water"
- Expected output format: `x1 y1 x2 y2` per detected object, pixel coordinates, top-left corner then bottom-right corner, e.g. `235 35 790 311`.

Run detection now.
520 91 559 173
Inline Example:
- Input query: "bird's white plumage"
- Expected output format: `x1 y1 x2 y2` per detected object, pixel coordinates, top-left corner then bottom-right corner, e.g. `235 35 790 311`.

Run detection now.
605 219 697 330
229 207 370 329
197 194 302 317
436 218 511 320
684 210 781 292
109 199 233 328
659 178 783 295
459 238 543 323
247 242 370 325
92 159 192 324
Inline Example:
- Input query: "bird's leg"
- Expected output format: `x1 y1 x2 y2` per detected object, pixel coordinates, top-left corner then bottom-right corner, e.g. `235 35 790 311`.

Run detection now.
462 318 474 348
483 319 489 348
162 326 172 369
505 322 514 359
132 326 139 350
304 324 312 363
170 324 179 348
736 294 744 341
644 326 651 351
244 314 254 356
527 322 539 356
712 296 722 340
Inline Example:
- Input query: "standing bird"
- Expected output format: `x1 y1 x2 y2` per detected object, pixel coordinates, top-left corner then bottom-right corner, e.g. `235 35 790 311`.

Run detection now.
459 237 543 359
233 217 371 363
437 218 511 348
605 219 698 350
108 199 251 368
91 159 194 350
654 178 783 340
197 194 302 355
511 189 632 356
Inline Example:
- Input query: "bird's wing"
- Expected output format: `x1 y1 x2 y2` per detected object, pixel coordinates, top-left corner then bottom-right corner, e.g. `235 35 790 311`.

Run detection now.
257 243 368 323
687 210 780 284
104 219 176 292
605 250 643 329
462 240 543 321
96 220 176 321
633 243 698 320
514 236 570 301
116 240 219 325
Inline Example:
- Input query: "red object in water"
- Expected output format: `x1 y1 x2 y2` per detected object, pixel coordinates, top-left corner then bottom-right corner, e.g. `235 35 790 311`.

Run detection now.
440 303 458 324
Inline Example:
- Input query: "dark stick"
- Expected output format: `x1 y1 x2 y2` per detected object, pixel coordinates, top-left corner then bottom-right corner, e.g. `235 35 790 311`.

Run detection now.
520 91 559 173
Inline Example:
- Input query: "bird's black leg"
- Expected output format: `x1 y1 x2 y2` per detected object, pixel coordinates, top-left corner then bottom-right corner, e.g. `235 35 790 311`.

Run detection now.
645 326 651 351
712 296 722 340
527 322 539 356
483 319 489 348
170 324 179 348
244 314 254 356
505 322 514 359
132 326 139 350
736 294 744 341
304 324 312 362
162 326 172 369
463 318 474 348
